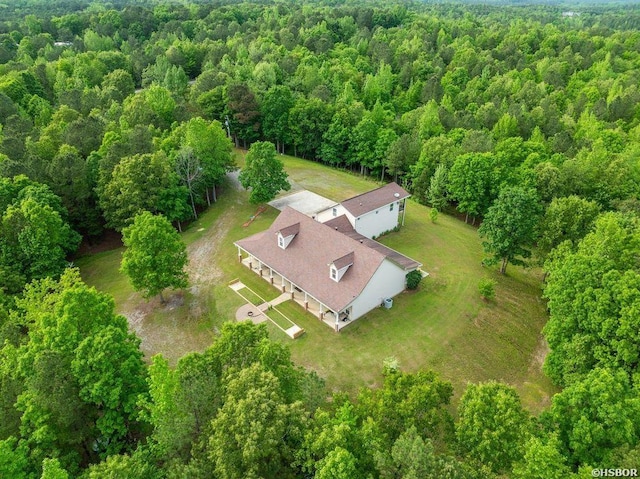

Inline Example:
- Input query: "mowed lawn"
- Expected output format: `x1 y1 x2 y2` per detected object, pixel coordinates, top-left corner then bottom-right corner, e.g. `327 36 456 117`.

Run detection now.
76 152 556 412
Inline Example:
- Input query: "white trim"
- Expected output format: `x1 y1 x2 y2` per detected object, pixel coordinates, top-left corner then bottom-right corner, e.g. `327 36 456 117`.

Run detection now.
235 244 339 316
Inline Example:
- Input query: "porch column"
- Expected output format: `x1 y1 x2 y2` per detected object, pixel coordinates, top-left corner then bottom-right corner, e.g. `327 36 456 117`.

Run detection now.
290 281 295 299
334 311 340 332
304 292 308 310
319 303 324 320
281 275 285 293
269 268 274 284
258 261 263 277
237 246 242 262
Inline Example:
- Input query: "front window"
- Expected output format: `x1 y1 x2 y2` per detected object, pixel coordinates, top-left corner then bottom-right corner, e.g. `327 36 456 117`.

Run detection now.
390 202 394 211
332 207 337 216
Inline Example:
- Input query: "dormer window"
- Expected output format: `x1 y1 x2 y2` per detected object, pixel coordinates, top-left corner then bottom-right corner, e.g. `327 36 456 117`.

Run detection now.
330 252 354 282
390 202 394 211
276 222 300 250
332 207 337 216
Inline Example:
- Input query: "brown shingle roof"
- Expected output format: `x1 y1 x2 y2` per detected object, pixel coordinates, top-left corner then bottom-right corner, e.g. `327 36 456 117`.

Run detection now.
332 252 354 269
341 182 410 217
278 222 299 237
235 208 386 312
323 215 353 233
324 215 422 270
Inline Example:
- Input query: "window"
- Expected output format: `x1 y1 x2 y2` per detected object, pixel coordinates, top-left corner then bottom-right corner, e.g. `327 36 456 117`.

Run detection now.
332 207 337 217
278 235 284 248
390 202 394 211
330 267 337 280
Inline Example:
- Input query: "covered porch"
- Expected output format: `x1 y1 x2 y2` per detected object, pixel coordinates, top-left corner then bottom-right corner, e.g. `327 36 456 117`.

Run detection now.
237 247 353 331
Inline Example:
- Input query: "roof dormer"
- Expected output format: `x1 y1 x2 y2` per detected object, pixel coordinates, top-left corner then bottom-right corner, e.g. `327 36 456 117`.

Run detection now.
277 222 300 249
330 252 354 282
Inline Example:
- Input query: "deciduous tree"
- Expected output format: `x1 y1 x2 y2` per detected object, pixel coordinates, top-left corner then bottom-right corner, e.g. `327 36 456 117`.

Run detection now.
447 152 499 224
207 364 306 479
261 85 295 154
239 141 290 204
537 195 600 265
1 195 80 289
11 269 148 472
543 212 640 386
512 435 570 479
542 368 640 467
120 212 188 303
456 381 531 473
478 187 542 274
98 152 186 231
374 426 437 479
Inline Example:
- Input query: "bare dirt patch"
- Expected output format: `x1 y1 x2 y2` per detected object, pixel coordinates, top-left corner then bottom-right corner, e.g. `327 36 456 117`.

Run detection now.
122 291 215 364
528 335 550 374
185 210 233 284
119 173 242 363
186 173 241 284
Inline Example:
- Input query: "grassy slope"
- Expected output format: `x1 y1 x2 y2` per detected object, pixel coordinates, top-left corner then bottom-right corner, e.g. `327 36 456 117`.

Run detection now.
76 152 556 412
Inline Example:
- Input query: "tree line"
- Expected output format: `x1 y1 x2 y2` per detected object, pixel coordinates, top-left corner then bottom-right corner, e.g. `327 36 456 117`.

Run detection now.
3 269 639 478
1 0 640 477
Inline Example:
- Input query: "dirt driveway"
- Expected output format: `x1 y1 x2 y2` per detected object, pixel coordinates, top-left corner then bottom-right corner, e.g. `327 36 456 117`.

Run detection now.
121 172 242 363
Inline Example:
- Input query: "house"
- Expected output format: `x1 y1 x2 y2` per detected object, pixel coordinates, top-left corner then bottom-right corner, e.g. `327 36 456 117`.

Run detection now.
235 183 421 331
315 182 411 239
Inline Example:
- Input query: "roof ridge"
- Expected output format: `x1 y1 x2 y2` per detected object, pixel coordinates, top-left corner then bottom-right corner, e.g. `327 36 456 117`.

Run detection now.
340 182 394 203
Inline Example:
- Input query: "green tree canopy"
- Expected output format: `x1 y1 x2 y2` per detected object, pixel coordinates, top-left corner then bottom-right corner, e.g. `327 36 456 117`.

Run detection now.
537 195 600 265
8 269 148 473
512 435 571 479
456 381 531 473
478 186 542 274
207 363 307 479
120 212 188 303
543 212 640 386
0 185 80 292
97 152 187 231
447 152 500 224
542 368 640 467
161 117 235 205
239 141 290 204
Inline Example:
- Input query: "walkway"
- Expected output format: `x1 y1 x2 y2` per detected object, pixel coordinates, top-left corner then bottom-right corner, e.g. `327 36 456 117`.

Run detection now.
228 280 304 339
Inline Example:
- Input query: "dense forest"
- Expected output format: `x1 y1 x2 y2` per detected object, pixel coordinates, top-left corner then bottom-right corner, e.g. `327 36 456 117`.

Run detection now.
2 0 640 477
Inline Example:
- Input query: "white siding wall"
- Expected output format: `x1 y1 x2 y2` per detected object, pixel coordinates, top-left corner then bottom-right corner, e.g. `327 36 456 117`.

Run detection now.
348 259 406 320
316 204 345 223
353 201 400 239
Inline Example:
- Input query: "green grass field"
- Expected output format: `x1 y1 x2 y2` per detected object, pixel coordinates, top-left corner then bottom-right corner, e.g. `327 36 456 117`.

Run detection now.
76 152 556 412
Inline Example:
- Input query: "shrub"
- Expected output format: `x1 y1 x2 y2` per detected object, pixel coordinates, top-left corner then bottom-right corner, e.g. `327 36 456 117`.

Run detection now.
429 208 438 223
382 356 400 375
478 278 496 300
406 270 422 290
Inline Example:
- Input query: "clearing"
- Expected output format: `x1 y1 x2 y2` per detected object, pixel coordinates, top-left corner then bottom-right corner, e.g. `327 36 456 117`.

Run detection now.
76 152 556 412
